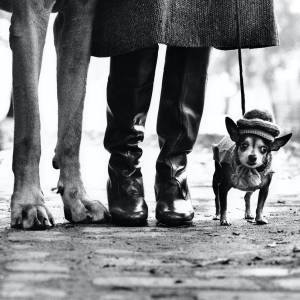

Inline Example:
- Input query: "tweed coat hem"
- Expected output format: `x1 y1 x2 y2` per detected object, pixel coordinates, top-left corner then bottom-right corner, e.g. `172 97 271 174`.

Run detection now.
91 0 279 58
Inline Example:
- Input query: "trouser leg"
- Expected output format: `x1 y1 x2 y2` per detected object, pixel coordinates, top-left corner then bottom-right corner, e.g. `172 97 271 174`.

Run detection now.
155 46 211 226
104 46 159 225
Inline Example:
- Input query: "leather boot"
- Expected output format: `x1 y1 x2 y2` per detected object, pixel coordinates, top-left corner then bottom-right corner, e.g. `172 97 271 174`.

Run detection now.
155 46 211 226
104 46 159 226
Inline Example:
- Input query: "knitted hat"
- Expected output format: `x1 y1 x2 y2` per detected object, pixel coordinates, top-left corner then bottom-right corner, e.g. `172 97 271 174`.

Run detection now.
237 110 280 142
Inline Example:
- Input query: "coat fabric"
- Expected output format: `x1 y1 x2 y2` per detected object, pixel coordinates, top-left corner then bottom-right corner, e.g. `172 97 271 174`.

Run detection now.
91 0 279 57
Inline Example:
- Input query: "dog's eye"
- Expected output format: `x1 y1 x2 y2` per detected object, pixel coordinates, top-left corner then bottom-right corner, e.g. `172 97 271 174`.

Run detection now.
240 143 249 151
260 146 267 154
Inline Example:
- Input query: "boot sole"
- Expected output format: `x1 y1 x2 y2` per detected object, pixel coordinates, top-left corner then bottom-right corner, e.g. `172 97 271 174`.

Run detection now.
111 215 148 227
156 215 194 227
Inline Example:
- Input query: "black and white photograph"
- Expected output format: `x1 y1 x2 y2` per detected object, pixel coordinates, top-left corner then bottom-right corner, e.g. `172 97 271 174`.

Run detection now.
0 0 299 299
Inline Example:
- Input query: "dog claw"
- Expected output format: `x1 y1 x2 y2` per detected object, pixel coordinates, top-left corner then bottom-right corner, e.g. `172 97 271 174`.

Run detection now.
64 200 110 224
58 179 109 224
11 203 55 230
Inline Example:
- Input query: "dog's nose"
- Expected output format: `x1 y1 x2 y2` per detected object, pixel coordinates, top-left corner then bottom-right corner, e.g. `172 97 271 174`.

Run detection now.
248 155 257 163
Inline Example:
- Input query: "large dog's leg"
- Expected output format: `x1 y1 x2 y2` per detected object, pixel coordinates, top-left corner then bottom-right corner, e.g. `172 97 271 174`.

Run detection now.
53 0 109 223
10 0 56 229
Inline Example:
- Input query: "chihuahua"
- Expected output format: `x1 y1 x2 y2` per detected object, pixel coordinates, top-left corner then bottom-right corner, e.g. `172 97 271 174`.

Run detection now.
212 110 292 226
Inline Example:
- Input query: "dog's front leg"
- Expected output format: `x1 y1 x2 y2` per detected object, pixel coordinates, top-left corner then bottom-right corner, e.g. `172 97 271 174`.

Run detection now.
244 192 254 219
255 187 269 225
219 184 231 226
52 0 109 223
255 175 272 225
9 0 56 229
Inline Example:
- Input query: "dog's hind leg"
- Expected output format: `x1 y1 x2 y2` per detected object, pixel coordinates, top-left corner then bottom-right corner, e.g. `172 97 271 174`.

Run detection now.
53 0 109 223
10 0 56 229
212 164 221 220
244 192 254 220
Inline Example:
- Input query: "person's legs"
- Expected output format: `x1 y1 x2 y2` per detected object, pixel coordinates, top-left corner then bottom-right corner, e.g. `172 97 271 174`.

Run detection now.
104 46 159 226
155 46 211 226
10 0 55 229
53 0 109 223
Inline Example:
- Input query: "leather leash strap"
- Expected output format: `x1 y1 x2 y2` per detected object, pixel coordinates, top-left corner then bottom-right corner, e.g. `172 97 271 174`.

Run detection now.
235 0 246 115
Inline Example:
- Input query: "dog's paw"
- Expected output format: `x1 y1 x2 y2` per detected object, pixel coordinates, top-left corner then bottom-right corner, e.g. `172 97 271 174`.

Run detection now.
244 213 254 220
59 185 109 224
64 199 110 224
11 192 54 230
213 214 220 220
255 217 268 225
220 219 231 226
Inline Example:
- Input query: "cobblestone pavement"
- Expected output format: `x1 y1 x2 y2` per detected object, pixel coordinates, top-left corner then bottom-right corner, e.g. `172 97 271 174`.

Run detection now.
0 132 300 299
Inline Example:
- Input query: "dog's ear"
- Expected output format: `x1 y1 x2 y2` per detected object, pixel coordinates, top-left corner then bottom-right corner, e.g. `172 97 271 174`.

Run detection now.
225 117 239 142
271 133 292 151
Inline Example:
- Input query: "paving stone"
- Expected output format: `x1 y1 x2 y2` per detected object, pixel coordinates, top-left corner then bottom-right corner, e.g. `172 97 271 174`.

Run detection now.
97 256 191 267
99 293 150 300
196 291 300 300
93 276 260 290
95 248 184 257
95 249 138 255
240 268 290 277
8 231 69 242
196 268 300 279
6 272 69 282
10 244 32 250
0 283 26 298
84 230 164 238
10 251 50 260
273 278 300 291
1 282 66 298
290 268 300 275
82 227 168 234
5 262 69 273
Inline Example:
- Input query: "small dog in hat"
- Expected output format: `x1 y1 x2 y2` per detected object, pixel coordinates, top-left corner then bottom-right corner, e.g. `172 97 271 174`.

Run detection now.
212 109 292 226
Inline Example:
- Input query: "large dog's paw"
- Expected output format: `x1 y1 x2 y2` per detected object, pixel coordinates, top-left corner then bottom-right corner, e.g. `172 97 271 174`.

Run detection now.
255 217 268 225
58 185 110 224
11 191 55 230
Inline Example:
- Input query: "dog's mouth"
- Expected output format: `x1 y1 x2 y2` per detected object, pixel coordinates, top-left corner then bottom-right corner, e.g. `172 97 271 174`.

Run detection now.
240 161 259 169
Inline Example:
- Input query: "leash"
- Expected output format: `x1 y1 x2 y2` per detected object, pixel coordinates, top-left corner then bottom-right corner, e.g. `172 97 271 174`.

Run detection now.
235 0 246 115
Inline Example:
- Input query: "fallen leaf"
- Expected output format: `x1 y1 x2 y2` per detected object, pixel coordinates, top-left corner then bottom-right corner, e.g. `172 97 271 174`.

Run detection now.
196 258 232 267
252 256 263 261
293 246 300 253
277 200 286 204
